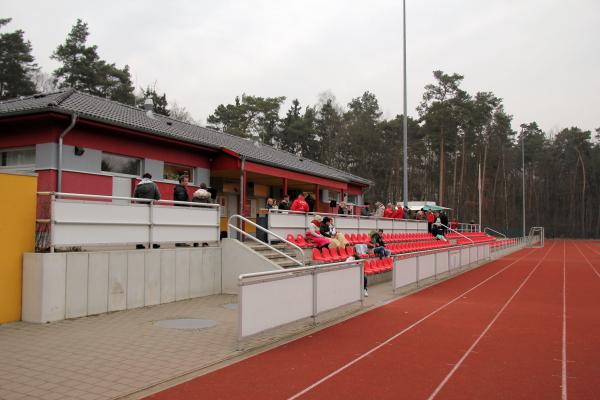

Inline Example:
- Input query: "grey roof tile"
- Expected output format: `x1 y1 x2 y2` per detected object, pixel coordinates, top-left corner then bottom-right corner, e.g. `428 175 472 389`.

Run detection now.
0 90 372 186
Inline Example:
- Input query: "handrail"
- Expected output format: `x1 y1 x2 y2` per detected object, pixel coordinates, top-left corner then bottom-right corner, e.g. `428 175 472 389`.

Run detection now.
484 227 507 239
266 208 423 224
440 223 475 244
37 192 220 208
228 214 305 266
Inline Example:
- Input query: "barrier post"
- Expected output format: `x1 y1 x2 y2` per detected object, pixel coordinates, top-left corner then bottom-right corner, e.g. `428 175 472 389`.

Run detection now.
49 193 56 253
312 269 317 325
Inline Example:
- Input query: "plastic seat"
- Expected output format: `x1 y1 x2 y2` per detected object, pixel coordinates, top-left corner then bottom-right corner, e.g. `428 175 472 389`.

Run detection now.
312 248 324 262
347 246 356 258
338 246 349 259
321 247 335 262
296 234 310 248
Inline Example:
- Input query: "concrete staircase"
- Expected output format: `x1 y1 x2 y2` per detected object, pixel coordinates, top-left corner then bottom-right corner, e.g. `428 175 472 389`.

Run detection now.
246 242 305 268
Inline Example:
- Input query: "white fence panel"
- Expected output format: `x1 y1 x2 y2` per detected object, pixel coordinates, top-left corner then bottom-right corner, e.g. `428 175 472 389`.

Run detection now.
268 212 306 240
460 248 471 267
418 253 436 280
469 247 478 264
240 274 313 337
436 251 449 274
316 267 361 314
394 257 418 289
378 219 394 231
449 249 461 271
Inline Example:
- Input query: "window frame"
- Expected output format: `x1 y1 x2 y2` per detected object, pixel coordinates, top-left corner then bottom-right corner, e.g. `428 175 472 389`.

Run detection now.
0 146 36 171
162 162 194 184
100 152 143 177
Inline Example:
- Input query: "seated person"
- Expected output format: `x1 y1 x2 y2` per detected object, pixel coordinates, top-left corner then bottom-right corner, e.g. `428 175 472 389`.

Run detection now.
392 202 404 219
306 215 330 248
370 229 391 259
323 217 350 249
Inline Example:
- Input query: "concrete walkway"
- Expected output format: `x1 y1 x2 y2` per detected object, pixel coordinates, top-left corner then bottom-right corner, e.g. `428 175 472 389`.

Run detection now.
0 282 398 400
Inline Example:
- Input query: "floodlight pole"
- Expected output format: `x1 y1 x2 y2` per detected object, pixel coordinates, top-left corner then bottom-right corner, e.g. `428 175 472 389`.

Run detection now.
521 128 526 238
402 0 408 208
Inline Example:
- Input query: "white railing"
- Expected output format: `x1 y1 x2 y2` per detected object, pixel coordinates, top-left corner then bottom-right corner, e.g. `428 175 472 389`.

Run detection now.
37 192 220 251
266 209 427 242
228 214 305 266
456 222 481 233
238 260 363 338
484 227 507 239
392 243 491 291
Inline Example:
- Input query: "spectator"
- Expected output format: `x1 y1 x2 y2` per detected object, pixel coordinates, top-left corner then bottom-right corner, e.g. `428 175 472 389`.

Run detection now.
134 173 160 249
338 202 347 215
392 202 404 219
291 194 309 212
360 202 371 217
304 192 315 212
440 211 449 234
383 202 394 218
426 210 435 233
370 229 391 259
192 183 212 203
417 209 424 220
134 172 161 201
374 202 385 218
323 217 350 249
278 194 290 210
306 215 329 248
173 175 189 204
266 198 275 210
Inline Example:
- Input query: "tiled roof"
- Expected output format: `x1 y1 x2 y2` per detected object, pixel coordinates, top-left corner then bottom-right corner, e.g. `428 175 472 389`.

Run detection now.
0 90 372 186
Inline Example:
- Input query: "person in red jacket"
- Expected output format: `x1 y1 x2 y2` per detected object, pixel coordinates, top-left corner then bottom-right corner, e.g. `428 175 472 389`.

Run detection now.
392 202 404 219
383 202 394 218
426 210 435 233
290 194 309 212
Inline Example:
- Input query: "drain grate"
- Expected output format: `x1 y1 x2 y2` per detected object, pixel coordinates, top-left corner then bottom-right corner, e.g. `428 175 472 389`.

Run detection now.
154 319 217 330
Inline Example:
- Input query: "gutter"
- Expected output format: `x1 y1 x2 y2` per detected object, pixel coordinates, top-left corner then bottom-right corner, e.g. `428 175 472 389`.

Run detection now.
57 113 78 192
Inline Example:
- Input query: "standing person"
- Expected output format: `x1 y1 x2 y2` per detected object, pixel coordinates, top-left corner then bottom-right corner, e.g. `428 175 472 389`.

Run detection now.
173 175 189 204
392 202 404 219
304 192 315 212
383 202 394 218
374 202 385 218
338 202 347 215
426 210 435 233
266 198 275 210
290 194 309 212
192 183 212 203
134 173 161 249
278 194 290 210
440 211 449 234
361 202 371 217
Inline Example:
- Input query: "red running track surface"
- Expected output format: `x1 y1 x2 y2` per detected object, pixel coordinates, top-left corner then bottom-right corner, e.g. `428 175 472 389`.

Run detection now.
145 240 600 400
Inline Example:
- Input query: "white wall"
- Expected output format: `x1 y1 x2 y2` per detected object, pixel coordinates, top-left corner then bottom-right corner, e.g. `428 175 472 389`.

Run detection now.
221 239 282 294
22 247 221 323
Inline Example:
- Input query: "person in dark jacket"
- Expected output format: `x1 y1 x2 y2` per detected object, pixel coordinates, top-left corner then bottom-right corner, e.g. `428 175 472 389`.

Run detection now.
370 229 391 259
304 192 315 212
173 176 189 204
440 211 449 234
278 194 290 210
134 173 161 201
133 173 160 249
320 217 333 238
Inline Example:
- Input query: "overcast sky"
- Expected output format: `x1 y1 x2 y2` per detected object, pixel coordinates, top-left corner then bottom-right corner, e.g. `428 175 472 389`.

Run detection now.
3 0 599 133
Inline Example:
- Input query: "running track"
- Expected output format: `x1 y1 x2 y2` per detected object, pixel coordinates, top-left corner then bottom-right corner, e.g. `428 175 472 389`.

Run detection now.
146 240 600 400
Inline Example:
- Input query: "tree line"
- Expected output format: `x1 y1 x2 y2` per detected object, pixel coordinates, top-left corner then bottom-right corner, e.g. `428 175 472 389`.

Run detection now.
2 18 599 237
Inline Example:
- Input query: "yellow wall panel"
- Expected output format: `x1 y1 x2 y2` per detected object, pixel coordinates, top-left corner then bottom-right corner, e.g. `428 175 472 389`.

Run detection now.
0 173 37 323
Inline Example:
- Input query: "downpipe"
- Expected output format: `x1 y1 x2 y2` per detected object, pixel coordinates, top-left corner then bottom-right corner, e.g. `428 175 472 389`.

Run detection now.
57 113 78 192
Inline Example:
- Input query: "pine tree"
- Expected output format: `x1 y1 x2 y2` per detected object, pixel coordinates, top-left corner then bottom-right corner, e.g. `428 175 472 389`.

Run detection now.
0 18 38 99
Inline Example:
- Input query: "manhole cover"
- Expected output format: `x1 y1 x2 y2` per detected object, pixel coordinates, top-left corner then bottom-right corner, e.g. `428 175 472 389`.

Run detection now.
223 303 238 310
154 319 217 330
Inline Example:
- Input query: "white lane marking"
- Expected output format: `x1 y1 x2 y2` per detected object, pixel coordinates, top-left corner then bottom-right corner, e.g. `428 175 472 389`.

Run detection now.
286 247 539 400
582 242 600 257
427 241 556 400
576 243 600 278
562 241 568 400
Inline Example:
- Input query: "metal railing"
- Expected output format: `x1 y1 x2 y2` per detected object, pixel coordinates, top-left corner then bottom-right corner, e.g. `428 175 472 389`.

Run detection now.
440 223 475 244
36 192 220 251
456 222 481 232
228 214 305 266
484 227 507 239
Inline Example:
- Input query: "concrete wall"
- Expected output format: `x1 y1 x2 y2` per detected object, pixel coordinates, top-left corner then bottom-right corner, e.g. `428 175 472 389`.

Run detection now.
0 172 37 323
221 239 281 294
22 247 221 323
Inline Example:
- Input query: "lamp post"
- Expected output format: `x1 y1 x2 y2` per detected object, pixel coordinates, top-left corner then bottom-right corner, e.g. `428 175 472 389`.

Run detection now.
521 126 526 238
402 0 408 208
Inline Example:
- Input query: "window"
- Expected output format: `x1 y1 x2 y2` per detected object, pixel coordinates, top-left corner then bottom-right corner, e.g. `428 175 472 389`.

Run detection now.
163 163 193 182
101 153 141 176
0 147 35 168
